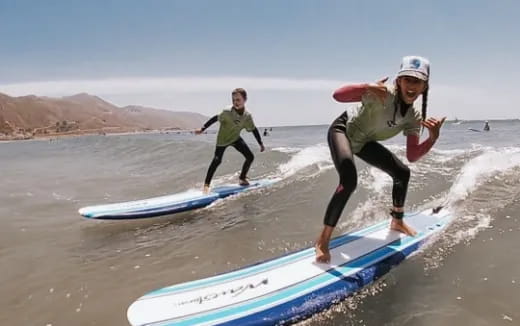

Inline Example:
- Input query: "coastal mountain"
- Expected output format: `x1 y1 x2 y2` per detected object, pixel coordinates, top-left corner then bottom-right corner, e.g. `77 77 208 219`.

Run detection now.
120 105 208 130
0 92 207 138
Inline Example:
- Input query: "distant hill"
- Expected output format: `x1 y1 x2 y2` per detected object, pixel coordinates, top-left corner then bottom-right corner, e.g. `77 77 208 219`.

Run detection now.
0 92 207 139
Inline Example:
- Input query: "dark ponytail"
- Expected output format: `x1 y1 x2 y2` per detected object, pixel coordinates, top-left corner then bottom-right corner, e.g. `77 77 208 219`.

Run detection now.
421 85 429 121
394 83 400 119
418 85 429 135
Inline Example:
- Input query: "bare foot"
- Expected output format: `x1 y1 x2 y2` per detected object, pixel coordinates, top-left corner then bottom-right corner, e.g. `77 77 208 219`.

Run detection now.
202 184 210 194
315 241 331 263
239 178 250 186
390 218 417 236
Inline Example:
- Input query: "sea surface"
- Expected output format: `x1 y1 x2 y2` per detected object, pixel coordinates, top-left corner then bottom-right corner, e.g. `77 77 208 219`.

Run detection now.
1 120 519 325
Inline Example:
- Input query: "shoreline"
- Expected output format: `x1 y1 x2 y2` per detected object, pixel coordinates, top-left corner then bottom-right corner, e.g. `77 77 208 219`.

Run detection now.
0 127 199 143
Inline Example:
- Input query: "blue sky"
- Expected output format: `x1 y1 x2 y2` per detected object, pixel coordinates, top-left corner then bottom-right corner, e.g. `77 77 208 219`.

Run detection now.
1 0 519 125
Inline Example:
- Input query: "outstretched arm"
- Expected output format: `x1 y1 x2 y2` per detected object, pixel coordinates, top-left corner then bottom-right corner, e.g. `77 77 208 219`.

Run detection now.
201 115 218 131
333 84 370 102
195 115 218 134
333 77 389 103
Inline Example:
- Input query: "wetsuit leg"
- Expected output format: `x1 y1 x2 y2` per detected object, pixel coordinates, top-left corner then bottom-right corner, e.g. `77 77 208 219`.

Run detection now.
323 124 358 227
232 137 254 180
356 141 410 210
204 146 227 185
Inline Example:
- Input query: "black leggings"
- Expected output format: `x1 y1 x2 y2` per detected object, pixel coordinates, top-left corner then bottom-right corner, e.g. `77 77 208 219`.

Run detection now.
323 126 411 227
204 137 255 186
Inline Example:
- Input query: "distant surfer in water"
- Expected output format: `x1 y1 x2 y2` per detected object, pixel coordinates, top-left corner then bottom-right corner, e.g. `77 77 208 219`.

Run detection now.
196 88 265 193
315 56 446 263
484 120 490 131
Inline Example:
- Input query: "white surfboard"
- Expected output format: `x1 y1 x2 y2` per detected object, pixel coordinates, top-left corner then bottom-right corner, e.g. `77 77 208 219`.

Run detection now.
127 207 451 325
79 178 279 219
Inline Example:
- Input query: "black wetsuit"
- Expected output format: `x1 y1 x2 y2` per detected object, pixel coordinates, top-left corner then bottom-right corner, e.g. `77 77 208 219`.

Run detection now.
201 114 263 186
324 110 411 227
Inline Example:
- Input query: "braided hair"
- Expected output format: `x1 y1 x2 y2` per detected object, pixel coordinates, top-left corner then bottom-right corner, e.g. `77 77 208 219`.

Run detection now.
421 85 429 122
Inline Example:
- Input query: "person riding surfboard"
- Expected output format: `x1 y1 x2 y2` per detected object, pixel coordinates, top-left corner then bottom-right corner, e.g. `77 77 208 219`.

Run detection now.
196 88 265 193
315 56 446 263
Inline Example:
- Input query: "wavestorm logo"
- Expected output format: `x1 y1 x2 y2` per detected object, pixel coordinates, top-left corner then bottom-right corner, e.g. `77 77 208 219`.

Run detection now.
175 278 269 306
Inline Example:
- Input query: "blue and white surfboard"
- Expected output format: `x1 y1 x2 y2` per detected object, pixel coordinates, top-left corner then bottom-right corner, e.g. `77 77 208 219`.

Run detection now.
78 178 278 219
127 207 452 325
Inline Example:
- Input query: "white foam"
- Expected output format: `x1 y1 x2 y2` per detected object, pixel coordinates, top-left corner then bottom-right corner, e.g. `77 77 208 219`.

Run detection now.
428 147 468 163
277 144 331 178
430 147 467 156
271 147 301 154
448 147 520 203
365 167 392 195
450 213 492 242
205 145 328 187
338 197 387 231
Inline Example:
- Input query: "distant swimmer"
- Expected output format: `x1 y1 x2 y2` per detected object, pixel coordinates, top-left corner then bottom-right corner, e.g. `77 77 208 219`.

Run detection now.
263 128 269 136
483 120 490 131
195 88 265 193
314 56 446 263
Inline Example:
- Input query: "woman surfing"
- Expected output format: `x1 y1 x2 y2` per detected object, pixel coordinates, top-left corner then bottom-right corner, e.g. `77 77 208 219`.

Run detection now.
315 56 445 263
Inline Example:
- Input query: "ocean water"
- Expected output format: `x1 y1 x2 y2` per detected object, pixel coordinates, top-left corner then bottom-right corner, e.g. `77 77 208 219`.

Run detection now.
1 120 519 325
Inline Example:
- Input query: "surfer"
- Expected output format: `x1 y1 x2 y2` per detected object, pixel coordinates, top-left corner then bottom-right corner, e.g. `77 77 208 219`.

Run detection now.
315 56 446 263
196 88 265 193
483 120 490 131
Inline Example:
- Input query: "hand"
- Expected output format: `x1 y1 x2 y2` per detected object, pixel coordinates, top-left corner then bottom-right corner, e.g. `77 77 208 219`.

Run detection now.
366 77 389 103
260 144 265 152
421 117 446 141
195 128 204 135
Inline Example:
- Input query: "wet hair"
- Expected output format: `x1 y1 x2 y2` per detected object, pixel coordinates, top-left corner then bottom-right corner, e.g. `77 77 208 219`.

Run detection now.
232 88 247 101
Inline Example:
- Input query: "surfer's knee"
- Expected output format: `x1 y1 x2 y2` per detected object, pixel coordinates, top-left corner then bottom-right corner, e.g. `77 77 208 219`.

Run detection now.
245 152 254 163
212 155 223 166
338 159 357 192
395 164 410 185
